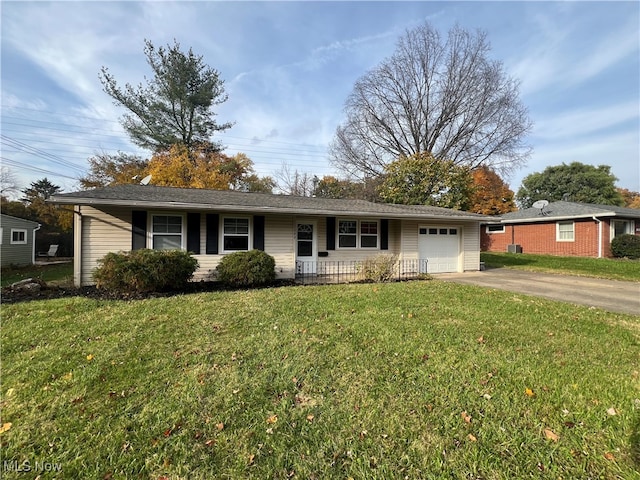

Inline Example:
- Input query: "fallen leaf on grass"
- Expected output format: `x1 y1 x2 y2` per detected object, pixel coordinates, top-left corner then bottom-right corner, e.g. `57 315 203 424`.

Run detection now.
467 433 477 442
606 407 617 416
543 428 559 442
604 452 615 461
525 388 535 397
86 354 94 361
461 411 472 424
0 422 12 434
477 336 485 344
205 439 215 447
266 415 278 424
216 422 224 431
248 454 255 465
306 414 314 423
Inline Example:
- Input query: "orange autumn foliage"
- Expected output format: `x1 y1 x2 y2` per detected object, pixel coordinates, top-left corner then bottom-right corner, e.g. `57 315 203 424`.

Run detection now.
469 166 516 215
148 144 263 190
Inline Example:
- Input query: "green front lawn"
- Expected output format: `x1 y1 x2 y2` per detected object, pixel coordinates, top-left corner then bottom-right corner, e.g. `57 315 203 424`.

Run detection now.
2 281 639 479
481 252 640 282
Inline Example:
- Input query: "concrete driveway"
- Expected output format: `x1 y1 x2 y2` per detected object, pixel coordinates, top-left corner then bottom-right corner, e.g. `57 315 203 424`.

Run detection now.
434 268 640 316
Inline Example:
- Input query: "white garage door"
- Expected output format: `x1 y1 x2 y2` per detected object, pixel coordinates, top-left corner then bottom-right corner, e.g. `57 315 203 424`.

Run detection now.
418 226 460 273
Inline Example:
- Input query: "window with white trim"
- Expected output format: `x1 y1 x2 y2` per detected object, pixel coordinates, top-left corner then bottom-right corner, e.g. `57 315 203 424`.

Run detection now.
338 220 357 248
611 220 632 239
556 221 574 242
11 229 27 244
338 220 379 248
223 217 250 251
360 221 378 248
151 214 184 250
486 224 505 234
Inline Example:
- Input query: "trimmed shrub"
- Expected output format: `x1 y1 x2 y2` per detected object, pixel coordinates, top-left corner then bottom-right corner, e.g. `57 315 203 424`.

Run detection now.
93 249 199 293
358 254 399 283
216 250 276 288
611 234 640 260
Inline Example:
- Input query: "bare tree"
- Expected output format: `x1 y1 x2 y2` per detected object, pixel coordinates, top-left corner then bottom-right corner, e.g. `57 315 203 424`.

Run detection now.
329 23 532 179
273 163 317 196
0 166 20 199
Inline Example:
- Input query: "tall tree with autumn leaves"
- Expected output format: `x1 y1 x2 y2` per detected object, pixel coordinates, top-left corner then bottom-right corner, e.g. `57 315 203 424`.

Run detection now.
147 144 274 192
468 166 516 215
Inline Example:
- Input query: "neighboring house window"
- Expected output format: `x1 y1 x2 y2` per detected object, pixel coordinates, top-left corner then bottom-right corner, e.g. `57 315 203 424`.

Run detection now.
338 220 379 248
223 217 250 251
11 229 27 244
556 221 574 242
338 220 357 248
611 220 632 239
486 224 505 233
360 221 378 248
151 214 184 250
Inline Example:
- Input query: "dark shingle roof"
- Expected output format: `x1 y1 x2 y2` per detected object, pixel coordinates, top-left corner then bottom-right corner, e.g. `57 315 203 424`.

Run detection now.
500 201 640 223
49 184 493 221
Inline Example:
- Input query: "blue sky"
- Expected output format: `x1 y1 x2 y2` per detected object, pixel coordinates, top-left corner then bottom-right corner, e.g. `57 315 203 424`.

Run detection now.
1 1 639 198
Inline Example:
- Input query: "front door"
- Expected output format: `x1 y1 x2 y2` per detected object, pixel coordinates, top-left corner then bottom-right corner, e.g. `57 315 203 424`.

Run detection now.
296 222 317 274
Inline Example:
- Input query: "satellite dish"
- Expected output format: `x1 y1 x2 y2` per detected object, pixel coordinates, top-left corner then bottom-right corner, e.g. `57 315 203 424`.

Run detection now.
532 199 549 209
139 175 152 185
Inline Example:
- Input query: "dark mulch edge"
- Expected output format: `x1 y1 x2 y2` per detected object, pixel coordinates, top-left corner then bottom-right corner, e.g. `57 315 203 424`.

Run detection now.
1 280 298 305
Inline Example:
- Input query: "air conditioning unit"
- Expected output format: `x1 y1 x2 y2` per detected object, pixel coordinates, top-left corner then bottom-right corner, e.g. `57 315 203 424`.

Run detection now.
507 244 522 254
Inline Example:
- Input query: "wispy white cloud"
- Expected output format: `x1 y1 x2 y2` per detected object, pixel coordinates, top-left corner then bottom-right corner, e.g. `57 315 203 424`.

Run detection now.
509 10 639 96
533 101 640 141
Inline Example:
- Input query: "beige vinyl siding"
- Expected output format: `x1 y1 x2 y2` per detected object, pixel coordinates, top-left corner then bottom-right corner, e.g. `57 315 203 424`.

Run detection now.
80 206 132 285
76 206 483 285
462 221 481 271
265 215 295 279
400 220 419 261
194 213 296 281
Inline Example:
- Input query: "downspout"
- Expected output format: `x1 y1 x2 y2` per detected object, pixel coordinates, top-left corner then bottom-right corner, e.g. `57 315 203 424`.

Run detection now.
592 216 602 258
32 224 41 264
74 206 82 287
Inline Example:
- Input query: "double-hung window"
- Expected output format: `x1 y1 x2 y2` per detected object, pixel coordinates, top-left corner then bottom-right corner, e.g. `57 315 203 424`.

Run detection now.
223 217 250 251
11 229 27 244
556 221 574 242
338 220 357 248
151 215 184 250
360 221 378 248
338 219 379 248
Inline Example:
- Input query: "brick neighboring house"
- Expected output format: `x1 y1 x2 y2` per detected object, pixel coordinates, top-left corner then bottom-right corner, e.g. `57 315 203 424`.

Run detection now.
482 201 640 258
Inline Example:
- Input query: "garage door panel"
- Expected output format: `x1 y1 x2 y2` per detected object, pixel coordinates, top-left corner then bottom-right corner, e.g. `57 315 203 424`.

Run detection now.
418 226 460 273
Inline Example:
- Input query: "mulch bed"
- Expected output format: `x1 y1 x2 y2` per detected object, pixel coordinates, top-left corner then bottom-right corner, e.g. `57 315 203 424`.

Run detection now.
1 280 297 304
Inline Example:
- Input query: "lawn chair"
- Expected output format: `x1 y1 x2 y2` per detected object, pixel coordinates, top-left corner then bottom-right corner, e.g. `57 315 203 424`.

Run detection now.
38 244 59 261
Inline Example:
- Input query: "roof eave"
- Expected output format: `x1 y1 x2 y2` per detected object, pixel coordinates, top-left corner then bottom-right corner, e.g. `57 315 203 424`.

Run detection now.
49 196 492 222
501 212 618 223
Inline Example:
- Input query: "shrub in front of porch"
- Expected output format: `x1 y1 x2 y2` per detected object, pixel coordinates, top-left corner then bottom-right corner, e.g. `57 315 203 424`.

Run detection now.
610 233 640 259
216 250 276 288
357 254 399 282
93 249 199 293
